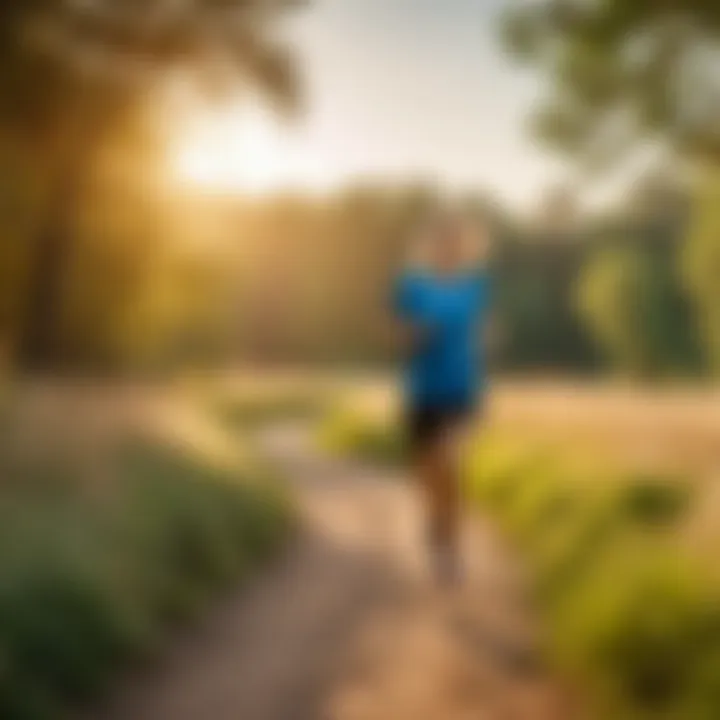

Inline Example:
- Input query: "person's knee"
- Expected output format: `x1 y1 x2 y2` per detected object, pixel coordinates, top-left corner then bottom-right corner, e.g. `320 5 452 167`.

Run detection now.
435 428 464 470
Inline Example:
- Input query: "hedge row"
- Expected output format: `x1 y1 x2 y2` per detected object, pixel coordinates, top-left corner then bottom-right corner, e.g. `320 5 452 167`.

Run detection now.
0 439 293 720
466 436 719 719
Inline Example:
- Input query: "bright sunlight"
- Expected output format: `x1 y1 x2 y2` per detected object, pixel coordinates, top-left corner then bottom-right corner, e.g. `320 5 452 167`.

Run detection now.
171 99 322 195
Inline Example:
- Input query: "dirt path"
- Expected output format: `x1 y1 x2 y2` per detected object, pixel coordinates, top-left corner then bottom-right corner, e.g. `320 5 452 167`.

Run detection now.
89 425 567 720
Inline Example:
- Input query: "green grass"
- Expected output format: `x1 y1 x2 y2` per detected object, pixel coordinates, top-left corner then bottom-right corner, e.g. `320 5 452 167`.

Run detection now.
0 434 293 720
211 389 329 431
320 406 720 719
465 437 720 719
318 404 405 465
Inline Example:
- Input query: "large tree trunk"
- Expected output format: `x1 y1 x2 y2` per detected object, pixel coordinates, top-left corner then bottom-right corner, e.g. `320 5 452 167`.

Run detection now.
14 113 109 374
15 190 77 372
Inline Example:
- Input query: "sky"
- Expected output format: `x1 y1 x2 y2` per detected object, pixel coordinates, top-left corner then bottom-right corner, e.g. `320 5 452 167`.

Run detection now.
170 0 588 211
280 0 570 209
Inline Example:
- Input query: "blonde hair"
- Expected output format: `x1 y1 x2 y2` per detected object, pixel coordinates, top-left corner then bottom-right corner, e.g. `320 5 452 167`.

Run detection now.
405 208 490 272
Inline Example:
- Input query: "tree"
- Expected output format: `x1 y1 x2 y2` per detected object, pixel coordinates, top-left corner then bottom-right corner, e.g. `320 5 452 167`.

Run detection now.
1 0 302 372
502 1 718 378
496 235 596 372
683 168 720 374
577 246 646 376
501 0 720 168
576 243 694 378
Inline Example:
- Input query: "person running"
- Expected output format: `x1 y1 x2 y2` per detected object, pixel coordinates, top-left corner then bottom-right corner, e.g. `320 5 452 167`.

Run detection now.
392 209 492 586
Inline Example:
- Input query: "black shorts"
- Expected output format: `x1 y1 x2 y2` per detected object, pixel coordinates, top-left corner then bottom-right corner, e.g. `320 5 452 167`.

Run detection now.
405 399 477 452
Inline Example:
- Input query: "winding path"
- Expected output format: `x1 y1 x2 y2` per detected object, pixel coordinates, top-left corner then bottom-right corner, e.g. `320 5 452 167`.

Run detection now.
89 425 568 720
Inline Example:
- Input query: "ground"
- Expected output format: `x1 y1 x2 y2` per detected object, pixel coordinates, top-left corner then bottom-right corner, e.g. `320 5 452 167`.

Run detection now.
19 376 715 719
86 423 569 720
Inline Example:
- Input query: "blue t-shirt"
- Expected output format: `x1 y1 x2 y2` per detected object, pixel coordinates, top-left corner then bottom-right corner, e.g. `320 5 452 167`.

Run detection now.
393 269 491 407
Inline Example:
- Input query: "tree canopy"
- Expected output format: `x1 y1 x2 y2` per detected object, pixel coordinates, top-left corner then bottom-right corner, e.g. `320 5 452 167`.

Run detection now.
0 0 303 371
502 0 720 168
1 0 302 158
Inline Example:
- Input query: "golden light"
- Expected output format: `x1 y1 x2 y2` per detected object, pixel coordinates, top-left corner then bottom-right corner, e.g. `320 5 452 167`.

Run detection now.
171 101 300 195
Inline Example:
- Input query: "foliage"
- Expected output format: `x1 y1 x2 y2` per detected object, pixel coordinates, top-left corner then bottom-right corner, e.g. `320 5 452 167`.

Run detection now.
683 169 720 374
321 406 720 719
0 0 301 144
0 0 302 371
616 473 693 527
0 0 713 378
576 242 698 377
319 405 405 466
494 235 597 371
468 439 717 719
496 0 717 377
0 166 708 377
0 433 293 720
501 0 720 166
214 184 702 378
576 245 657 377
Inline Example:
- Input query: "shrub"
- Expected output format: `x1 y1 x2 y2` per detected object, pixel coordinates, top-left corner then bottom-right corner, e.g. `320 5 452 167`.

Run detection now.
0 438 293 720
319 406 405 465
551 554 720 719
616 473 693 527
466 438 716 719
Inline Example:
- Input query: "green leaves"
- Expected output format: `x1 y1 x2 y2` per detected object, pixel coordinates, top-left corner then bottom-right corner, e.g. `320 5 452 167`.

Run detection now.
576 240 700 378
501 6 547 62
682 169 720 372
465 434 719 719
0 437 294 719
500 0 720 165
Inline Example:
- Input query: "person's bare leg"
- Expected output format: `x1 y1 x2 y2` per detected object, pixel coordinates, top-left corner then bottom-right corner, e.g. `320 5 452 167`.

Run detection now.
414 442 442 549
434 435 458 546
415 430 465 585
437 419 477 583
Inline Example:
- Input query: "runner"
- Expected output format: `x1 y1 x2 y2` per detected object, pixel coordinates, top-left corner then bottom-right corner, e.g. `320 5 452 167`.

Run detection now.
392 208 492 585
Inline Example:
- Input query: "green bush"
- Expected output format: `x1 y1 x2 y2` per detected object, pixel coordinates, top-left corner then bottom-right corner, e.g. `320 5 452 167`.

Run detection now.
616 473 693 527
0 439 293 720
319 406 405 465
466 438 715 719
550 553 720 719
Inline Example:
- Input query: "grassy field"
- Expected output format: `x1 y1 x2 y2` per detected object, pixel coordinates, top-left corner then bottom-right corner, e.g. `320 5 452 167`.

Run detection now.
319 377 720 719
3 374 716 719
318 376 720 473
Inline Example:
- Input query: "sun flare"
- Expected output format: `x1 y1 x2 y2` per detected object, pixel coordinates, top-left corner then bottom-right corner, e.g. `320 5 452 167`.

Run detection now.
172 102 300 195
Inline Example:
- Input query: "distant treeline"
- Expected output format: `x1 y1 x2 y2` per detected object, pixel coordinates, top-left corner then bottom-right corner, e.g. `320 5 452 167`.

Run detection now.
0 162 717 379
226 177 712 379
